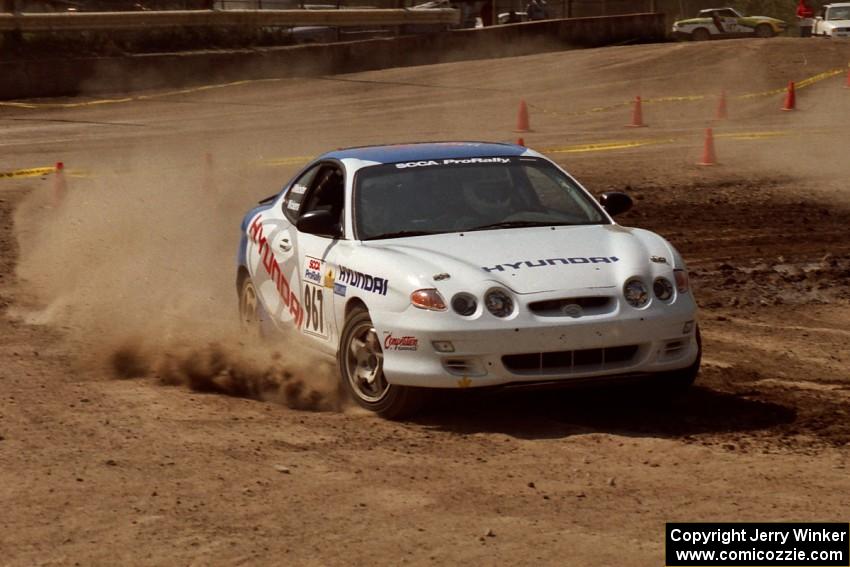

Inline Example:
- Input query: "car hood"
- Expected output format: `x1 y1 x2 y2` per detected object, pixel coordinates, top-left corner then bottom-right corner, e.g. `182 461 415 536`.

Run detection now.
366 224 677 294
823 18 850 26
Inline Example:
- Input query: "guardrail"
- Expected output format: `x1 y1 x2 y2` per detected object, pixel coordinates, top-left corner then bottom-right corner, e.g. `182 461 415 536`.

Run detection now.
0 8 460 31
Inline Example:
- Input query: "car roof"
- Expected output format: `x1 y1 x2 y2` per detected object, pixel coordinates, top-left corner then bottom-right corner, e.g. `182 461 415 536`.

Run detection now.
825 3 850 7
320 142 528 164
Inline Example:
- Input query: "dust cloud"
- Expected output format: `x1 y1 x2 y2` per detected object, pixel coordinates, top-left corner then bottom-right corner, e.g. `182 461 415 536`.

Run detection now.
12 147 338 410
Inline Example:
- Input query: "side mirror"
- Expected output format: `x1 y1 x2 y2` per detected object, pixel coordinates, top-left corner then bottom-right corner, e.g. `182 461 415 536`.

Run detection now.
598 192 633 216
296 210 340 238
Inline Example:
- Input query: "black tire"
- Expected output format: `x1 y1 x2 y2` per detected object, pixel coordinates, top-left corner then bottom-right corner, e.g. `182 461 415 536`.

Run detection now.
755 23 775 38
238 275 262 337
337 308 428 419
692 28 711 41
651 326 702 398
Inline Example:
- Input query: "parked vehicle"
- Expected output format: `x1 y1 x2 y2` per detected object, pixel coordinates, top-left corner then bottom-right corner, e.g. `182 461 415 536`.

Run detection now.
812 3 850 37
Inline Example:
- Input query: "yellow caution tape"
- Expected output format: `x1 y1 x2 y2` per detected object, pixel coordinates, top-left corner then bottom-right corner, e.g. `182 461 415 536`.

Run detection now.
0 78 284 110
258 156 313 167
0 166 91 181
715 130 789 140
0 166 55 179
736 68 844 100
544 138 675 153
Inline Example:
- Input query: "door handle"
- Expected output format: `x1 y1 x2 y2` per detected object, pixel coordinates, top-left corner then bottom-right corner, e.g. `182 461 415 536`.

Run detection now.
279 238 292 252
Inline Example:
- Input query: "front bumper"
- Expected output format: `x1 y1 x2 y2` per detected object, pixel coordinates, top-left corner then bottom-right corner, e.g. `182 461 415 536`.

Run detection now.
374 293 699 389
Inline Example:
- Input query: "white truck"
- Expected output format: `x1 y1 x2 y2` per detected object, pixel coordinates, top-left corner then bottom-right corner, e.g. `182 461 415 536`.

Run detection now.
812 3 850 38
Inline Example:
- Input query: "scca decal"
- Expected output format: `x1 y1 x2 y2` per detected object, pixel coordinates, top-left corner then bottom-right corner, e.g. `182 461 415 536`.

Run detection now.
394 157 512 169
248 216 304 327
338 266 389 295
483 256 620 272
304 256 322 284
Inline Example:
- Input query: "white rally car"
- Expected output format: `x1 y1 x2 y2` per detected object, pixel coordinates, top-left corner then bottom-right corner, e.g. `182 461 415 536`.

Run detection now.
236 142 700 418
672 7 787 40
812 3 850 38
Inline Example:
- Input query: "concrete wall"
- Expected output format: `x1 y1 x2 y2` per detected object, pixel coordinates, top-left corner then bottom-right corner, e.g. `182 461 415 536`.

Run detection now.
0 13 665 100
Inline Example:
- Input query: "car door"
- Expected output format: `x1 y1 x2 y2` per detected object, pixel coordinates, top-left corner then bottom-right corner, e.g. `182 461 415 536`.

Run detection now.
246 164 321 333
290 162 346 353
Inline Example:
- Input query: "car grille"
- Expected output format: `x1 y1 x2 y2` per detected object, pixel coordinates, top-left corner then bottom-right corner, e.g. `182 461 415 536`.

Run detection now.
527 296 615 317
502 345 640 374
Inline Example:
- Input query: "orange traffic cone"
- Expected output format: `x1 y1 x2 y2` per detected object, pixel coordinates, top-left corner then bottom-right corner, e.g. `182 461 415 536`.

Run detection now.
715 90 728 120
626 96 647 127
515 100 531 133
52 162 67 207
781 81 796 111
697 128 717 166
516 137 525 146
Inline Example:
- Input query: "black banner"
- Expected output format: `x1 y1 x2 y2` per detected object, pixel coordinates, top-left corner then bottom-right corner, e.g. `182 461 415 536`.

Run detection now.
666 523 849 566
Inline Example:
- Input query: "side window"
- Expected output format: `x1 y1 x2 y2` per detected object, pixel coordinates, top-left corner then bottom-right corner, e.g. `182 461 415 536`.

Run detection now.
300 165 345 226
282 165 320 222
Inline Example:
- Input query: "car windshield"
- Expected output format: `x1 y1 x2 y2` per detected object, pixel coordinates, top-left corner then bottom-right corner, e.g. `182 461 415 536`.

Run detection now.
827 7 850 19
700 8 740 17
353 156 608 240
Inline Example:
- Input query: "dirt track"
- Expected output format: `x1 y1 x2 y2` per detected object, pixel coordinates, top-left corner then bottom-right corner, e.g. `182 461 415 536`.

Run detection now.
1 38 849 566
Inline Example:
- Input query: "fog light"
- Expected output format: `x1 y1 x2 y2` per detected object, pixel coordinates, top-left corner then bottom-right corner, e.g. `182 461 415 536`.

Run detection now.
682 320 694 334
432 340 455 353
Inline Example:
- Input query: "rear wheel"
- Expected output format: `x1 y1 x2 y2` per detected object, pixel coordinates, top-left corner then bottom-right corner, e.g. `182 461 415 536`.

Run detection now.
692 27 711 41
238 276 262 336
755 23 775 38
338 308 427 419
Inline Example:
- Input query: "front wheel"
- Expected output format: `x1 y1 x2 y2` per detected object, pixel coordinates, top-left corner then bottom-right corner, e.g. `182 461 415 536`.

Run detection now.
338 308 428 419
755 23 775 38
651 327 702 398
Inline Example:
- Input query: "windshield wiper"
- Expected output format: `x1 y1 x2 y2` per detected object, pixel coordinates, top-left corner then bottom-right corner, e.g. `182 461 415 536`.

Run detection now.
363 230 440 240
467 220 573 231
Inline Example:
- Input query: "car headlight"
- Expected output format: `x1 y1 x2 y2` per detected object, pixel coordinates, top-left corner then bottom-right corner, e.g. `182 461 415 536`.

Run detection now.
674 269 690 293
484 289 514 317
410 289 447 311
451 293 477 316
623 278 649 308
653 277 674 301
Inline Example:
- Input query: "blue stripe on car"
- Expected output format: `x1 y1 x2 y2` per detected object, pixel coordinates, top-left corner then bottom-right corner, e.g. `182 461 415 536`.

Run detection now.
321 142 526 164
